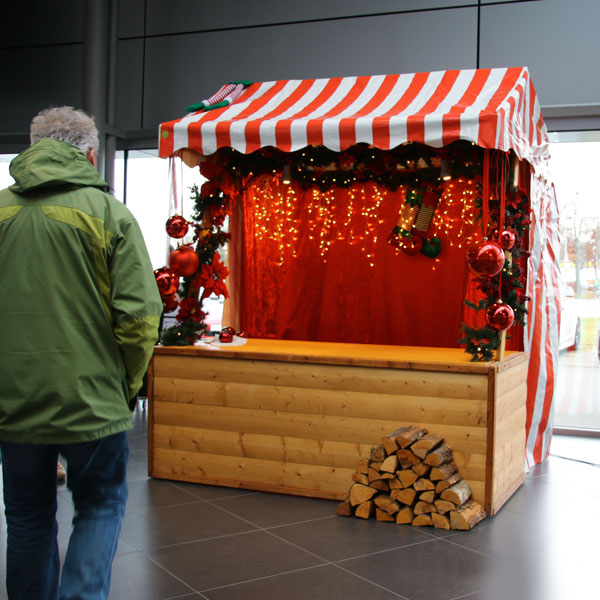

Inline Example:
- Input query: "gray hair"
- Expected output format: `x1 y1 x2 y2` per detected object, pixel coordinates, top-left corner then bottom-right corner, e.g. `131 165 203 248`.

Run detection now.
30 106 99 155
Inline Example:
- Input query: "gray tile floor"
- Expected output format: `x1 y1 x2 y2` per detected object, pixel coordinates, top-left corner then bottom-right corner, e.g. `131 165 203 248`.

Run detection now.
1 407 599 600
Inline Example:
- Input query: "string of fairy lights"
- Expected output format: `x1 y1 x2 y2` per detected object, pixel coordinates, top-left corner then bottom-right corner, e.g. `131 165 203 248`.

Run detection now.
246 174 480 267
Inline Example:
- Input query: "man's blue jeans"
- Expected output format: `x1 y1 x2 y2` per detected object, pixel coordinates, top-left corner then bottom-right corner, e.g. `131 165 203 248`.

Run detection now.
0 432 129 600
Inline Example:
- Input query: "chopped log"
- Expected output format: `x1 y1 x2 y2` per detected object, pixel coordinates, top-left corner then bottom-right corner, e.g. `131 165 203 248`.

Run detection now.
434 499 457 515
367 468 383 482
376 508 396 522
413 500 436 515
449 501 486 530
355 501 374 519
397 469 419 488
349 483 377 506
395 506 414 524
390 488 417 506
369 461 384 471
388 478 404 489
413 478 435 491
423 443 453 466
396 449 420 469
374 495 400 515
380 472 396 480
336 500 354 517
419 490 436 504
431 512 451 530
381 435 399 456
441 480 472 506
395 426 428 448
371 446 386 462
435 473 462 494
355 458 370 474
430 463 458 481
352 472 369 485
411 433 444 459
380 455 398 473
412 514 434 526
411 462 431 477
370 479 390 492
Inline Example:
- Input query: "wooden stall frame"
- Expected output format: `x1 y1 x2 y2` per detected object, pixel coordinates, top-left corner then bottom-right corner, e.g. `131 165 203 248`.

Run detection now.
148 340 527 515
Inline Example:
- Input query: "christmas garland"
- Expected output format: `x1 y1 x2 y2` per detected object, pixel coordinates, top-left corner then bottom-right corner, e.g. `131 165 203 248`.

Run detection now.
215 140 482 192
157 171 233 346
458 153 530 361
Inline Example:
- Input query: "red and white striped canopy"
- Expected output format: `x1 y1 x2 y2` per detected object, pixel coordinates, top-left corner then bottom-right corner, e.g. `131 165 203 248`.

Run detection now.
159 66 547 169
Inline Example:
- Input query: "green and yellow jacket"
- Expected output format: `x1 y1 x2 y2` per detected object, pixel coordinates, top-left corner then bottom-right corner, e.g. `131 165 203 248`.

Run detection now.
0 138 162 443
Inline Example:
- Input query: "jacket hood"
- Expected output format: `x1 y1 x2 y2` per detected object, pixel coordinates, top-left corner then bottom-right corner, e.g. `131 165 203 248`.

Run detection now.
9 138 109 194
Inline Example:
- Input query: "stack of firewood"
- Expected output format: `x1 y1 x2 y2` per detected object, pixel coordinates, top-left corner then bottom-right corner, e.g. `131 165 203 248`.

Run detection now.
336 426 486 530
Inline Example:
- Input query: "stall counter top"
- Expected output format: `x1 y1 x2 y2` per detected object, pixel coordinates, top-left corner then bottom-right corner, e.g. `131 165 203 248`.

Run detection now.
153 339 527 374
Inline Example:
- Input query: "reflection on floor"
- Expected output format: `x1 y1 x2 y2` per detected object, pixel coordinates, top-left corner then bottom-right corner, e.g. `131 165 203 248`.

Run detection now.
1 410 599 599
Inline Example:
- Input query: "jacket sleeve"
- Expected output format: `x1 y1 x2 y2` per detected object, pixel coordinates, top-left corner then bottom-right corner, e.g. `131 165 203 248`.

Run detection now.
109 217 163 405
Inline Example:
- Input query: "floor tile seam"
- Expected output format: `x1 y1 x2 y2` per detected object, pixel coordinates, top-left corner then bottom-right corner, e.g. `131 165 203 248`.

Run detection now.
138 526 261 551
448 589 488 600
163 593 209 600
548 453 600 468
140 553 200 596
438 535 495 558
262 514 338 531
170 482 262 501
124 498 213 514
333 535 440 565
330 563 412 599
197 563 333 594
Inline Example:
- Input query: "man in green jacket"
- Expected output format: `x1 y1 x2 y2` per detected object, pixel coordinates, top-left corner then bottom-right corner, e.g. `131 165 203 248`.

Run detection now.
0 106 163 600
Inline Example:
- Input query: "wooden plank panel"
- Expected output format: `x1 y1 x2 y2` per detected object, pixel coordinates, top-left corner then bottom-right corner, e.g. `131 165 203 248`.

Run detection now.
153 355 489 400
153 377 489 427
494 406 527 447
153 401 489 453
495 384 527 424
468 480 485 507
152 447 354 496
452 451 487 482
153 424 372 469
495 361 529 397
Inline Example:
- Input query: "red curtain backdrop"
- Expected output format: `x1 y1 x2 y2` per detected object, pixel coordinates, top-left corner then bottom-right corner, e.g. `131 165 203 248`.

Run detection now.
235 177 497 348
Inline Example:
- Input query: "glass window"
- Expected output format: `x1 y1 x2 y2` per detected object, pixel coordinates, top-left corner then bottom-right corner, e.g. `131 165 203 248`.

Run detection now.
549 133 600 432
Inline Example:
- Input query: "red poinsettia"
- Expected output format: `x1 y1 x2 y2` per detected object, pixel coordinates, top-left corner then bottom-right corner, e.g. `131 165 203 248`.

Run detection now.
206 202 228 227
192 254 230 300
200 179 220 199
176 297 206 323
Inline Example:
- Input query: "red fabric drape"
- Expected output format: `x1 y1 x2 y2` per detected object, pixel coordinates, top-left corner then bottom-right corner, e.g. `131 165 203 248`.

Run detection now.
237 177 482 347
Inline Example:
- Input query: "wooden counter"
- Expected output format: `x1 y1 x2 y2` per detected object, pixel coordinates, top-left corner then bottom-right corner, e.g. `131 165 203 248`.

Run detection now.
148 339 528 515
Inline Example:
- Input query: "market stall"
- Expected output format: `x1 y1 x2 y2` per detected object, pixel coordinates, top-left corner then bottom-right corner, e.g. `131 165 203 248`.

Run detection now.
149 67 559 513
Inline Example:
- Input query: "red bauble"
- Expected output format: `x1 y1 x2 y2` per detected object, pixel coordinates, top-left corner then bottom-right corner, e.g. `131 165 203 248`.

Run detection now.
154 267 179 297
161 294 179 313
169 246 199 277
166 215 189 239
466 239 505 278
499 229 516 251
485 302 515 331
219 326 235 343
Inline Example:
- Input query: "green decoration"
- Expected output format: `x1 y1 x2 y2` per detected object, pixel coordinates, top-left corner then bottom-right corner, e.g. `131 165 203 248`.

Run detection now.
420 237 442 258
